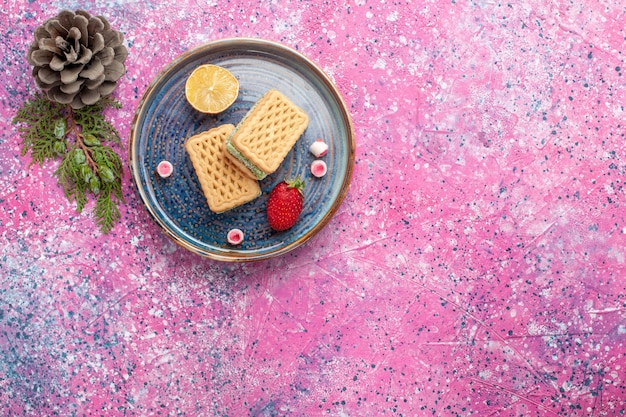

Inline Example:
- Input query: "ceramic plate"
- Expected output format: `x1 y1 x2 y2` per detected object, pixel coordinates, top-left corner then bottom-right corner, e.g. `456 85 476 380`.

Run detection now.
129 38 355 261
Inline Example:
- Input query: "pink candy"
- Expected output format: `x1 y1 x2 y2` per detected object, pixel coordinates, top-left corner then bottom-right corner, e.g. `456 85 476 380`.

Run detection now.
156 160 173 178
227 228 244 245
310 160 327 177
309 139 328 158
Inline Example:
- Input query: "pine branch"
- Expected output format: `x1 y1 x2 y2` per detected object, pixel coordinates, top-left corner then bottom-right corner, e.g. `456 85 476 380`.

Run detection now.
14 94 67 166
13 93 126 234
94 182 122 234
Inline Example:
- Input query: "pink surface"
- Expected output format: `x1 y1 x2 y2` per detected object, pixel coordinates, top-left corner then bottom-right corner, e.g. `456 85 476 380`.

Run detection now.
2 1 626 416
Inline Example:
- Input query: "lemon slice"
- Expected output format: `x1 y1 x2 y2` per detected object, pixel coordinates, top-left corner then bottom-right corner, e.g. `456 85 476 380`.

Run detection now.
185 64 239 113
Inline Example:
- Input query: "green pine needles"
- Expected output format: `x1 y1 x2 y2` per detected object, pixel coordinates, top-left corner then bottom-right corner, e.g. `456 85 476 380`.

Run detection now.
13 93 125 234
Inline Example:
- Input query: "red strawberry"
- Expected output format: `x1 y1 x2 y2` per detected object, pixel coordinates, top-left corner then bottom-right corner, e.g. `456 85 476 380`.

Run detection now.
266 177 305 231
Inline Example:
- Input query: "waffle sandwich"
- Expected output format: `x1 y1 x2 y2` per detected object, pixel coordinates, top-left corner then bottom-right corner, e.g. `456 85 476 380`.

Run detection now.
225 89 309 180
185 124 261 213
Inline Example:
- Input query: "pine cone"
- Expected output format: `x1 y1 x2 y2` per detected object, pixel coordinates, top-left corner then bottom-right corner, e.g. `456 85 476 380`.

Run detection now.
27 10 128 109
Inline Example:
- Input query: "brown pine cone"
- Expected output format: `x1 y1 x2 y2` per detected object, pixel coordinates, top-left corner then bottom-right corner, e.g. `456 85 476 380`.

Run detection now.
27 10 128 109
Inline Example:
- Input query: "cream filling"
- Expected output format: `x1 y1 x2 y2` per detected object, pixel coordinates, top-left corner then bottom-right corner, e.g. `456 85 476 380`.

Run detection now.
226 140 267 180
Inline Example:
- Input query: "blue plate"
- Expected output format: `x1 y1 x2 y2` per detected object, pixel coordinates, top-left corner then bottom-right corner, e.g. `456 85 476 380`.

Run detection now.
129 38 355 261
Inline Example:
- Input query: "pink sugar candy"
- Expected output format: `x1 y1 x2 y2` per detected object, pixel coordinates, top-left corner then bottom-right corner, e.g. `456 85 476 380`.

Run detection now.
310 160 327 178
309 139 328 158
227 228 244 245
156 160 173 178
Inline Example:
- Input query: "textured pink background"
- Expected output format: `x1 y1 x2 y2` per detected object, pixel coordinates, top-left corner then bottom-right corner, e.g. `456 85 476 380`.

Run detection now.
2 0 626 416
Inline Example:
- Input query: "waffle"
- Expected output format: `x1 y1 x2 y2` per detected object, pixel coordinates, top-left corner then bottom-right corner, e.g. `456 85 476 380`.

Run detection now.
185 124 261 213
225 89 309 180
